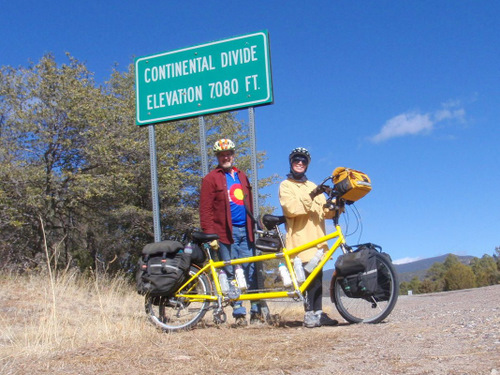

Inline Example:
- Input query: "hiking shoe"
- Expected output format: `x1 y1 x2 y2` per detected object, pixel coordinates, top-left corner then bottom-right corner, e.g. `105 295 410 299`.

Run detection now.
249 302 262 324
232 304 246 318
234 316 248 327
317 312 338 326
303 311 320 328
250 313 264 325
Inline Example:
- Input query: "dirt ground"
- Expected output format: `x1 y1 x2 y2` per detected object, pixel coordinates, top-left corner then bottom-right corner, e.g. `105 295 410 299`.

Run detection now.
293 285 500 375
2 284 499 375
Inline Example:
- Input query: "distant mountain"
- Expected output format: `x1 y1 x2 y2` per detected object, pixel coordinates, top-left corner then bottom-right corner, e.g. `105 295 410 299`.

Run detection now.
322 253 476 289
393 253 475 282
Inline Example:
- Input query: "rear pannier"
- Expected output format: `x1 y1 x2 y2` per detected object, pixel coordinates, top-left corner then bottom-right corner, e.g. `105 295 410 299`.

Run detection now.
136 240 191 298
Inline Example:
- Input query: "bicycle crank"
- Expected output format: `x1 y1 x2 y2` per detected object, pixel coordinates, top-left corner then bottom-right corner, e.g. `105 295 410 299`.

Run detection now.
213 309 227 325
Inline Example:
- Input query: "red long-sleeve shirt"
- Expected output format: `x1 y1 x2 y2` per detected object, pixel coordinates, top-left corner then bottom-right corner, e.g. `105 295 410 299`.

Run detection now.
199 166 255 244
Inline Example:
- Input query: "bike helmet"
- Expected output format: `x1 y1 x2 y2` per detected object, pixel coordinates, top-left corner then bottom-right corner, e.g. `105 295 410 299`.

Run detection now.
289 147 311 165
213 138 236 154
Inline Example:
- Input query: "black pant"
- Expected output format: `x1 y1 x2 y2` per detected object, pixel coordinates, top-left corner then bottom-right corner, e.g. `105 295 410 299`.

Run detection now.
304 268 323 312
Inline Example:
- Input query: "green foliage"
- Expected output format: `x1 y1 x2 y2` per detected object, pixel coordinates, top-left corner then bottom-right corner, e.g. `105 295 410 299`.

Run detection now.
443 263 476 291
398 281 410 295
418 279 439 294
1 53 106 271
424 262 446 291
399 276 421 295
443 254 460 269
426 262 446 281
470 255 500 287
0 54 277 274
408 276 421 294
400 252 500 295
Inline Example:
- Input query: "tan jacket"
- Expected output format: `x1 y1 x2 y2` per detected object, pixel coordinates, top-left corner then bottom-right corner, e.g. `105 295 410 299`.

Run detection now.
279 178 334 263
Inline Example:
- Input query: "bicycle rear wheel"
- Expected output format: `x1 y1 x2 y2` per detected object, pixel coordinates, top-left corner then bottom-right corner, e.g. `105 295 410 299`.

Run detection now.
330 252 399 324
145 266 212 332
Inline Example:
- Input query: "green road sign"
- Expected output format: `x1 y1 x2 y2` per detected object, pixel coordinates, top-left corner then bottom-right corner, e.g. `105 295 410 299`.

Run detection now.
135 31 273 125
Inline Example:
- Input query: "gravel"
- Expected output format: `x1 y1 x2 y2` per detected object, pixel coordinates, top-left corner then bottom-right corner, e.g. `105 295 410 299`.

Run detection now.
293 284 500 375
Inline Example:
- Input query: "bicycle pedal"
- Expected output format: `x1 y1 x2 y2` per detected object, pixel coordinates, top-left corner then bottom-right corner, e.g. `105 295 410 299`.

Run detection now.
213 310 227 324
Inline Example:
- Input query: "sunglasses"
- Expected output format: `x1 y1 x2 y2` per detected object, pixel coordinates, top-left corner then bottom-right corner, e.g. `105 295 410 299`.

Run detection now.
292 157 308 165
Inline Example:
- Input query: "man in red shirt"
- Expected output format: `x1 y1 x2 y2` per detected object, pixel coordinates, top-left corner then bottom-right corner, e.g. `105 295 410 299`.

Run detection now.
199 139 260 325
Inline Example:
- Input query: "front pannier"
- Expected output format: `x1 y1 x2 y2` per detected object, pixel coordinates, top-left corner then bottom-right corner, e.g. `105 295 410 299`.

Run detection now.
136 240 191 298
332 167 372 203
334 243 392 301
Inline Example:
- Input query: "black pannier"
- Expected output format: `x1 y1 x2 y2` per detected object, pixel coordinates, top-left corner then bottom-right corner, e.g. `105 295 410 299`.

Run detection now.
136 240 191 298
335 243 392 301
255 230 283 252
188 243 206 267
256 215 285 253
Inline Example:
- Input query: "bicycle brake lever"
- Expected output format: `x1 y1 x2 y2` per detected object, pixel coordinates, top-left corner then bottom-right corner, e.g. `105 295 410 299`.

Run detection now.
322 186 333 195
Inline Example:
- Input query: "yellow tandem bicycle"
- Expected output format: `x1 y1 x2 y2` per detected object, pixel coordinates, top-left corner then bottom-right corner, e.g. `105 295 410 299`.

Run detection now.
144 174 399 332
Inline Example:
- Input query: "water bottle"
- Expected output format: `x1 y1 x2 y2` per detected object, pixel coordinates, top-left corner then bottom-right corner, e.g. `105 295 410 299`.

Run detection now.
234 265 247 290
278 263 292 287
184 242 193 255
293 257 306 283
219 270 230 294
304 249 324 273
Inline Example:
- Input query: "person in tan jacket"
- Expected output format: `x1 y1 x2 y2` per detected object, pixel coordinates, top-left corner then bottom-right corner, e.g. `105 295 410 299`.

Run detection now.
279 147 338 328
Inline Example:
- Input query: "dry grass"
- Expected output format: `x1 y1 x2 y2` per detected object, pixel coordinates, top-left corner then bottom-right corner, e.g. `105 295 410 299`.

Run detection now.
2 271 499 375
0 270 324 375
0 271 148 356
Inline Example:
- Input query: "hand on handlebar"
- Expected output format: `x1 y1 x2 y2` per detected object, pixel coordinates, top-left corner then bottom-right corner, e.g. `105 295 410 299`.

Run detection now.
309 185 326 199
310 184 334 199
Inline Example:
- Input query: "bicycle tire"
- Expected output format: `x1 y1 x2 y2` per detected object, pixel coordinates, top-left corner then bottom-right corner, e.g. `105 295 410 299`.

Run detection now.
145 265 212 332
330 252 399 324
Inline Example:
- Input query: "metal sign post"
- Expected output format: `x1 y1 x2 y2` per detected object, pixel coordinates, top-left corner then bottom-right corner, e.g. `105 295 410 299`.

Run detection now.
248 107 272 321
198 116 209 176
148 125 162 242
248 107 259 220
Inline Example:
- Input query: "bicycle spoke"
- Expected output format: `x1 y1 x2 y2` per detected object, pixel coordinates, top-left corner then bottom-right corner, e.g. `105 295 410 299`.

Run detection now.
332 253 399 324
145 267 212 332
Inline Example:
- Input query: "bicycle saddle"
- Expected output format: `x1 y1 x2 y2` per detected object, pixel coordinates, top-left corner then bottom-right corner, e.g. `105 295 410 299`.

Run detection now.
192 231 219 242
261 214 286 230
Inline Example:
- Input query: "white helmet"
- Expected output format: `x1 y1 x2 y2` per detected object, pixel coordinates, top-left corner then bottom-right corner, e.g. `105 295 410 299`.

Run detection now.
213 138 235 154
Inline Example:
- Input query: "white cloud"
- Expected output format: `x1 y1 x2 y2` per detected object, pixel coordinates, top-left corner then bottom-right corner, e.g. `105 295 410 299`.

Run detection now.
370 112 433 143
370 103 466 143
434 108 465 122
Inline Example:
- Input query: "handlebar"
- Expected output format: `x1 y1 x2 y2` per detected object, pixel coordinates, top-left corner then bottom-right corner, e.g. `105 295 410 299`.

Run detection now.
317 175 341 201
317 175 346 224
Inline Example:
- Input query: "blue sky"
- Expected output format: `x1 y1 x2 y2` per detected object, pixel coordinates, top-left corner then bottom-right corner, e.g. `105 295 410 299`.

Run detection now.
2 1 499 264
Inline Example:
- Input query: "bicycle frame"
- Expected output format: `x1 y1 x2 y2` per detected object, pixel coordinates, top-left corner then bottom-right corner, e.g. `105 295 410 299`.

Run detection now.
175 223 348 303
146 174 400 330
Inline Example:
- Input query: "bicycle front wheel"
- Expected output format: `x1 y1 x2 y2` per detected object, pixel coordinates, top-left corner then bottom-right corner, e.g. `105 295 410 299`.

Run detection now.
330 252 399 324
145 266 212 332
